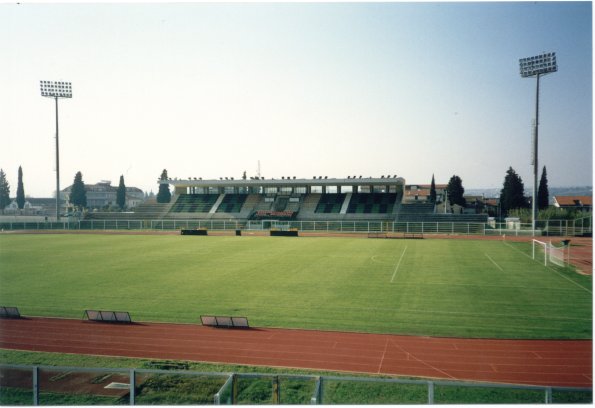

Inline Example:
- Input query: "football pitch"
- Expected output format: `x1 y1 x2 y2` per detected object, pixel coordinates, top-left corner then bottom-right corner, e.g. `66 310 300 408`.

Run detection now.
0 234 591 339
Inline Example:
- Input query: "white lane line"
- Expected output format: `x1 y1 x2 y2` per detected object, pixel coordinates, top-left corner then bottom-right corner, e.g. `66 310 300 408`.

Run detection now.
484 253 504 271
390 246 408 283
377 338 389 373
390 340 456 379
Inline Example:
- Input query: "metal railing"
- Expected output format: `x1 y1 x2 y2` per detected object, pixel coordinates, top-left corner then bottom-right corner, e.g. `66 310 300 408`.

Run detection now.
0 218 591 236
0 364 591 405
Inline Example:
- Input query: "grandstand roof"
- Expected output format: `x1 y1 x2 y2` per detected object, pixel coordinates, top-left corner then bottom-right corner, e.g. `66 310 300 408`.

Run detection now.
164 176 406 189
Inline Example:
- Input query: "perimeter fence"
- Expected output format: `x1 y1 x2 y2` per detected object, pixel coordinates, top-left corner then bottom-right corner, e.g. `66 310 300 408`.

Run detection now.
0 218 591 236
0 364 591 405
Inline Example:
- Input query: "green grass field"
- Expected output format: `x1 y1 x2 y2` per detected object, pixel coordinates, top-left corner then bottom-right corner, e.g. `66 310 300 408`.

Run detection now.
0 234 591 339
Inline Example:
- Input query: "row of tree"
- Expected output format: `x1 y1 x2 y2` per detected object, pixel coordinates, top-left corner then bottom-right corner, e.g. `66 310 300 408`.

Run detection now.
0 167 129 213
428 166 549 216
0 164 553 216
1 167 162 213
0 166 26 213
70 168 177 206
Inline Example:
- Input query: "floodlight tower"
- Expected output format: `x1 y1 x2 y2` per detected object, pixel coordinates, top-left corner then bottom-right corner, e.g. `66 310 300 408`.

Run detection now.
40 80 72 221
519 52 557 236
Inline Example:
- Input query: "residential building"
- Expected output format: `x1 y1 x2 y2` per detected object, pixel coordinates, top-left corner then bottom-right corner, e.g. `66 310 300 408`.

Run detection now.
403 184 447 203
62 180 144 209
553 196 592 212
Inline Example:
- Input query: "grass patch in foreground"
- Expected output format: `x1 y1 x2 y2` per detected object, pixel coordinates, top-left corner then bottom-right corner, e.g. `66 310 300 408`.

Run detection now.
1 349 591 405
0 388 125 406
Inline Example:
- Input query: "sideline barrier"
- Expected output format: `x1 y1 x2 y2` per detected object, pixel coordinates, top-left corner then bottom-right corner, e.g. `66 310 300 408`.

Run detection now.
368 232 424 239
270 230 298 237
0 218 592 237
84 310 132 323
201 315 249 328
181 229 208 235
0 306 21 319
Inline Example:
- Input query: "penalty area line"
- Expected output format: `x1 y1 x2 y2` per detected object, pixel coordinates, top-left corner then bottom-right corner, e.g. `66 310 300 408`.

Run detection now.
390 246 408 283
484 253 504 271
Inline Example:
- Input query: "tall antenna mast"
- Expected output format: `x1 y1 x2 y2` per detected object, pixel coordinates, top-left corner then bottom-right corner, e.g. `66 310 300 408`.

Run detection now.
257 160 261 178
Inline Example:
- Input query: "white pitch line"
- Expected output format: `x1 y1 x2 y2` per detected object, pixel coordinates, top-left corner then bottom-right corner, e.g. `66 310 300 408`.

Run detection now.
484 253 504 271
503 241 592 295
390 246 408 283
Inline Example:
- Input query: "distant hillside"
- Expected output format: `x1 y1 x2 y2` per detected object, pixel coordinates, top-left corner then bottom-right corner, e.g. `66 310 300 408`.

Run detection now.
466 186 592 204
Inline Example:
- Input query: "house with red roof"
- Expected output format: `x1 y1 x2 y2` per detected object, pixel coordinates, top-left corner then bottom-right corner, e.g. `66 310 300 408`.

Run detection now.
553 196 592 212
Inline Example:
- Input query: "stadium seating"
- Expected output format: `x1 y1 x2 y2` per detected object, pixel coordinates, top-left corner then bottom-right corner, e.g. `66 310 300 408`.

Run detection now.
400 201 435 214
169 194 219 213
79 189 490 225
315 194 346 213
398 213 489 223
84 200 171 220
346 193 397 214
273 196 290 211
397 201 487 223
252 210 296 220
216 194 248 213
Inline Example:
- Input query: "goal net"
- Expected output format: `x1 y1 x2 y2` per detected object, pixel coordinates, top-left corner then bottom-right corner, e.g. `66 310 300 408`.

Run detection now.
532 239 548 266
532 239 568 267
548 241 567 267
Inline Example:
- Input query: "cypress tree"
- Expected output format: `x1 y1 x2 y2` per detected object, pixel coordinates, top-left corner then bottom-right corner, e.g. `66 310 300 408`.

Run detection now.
70 171 87 210
537 166 549 210
446 175 466 206
0 169 10 213
116 175 126 210
500 167 528 215
157 169 171 203
429 174 437 204
16 166 25 210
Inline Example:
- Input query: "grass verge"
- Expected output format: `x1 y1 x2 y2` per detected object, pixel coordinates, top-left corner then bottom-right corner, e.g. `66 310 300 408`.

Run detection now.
1 349 591 405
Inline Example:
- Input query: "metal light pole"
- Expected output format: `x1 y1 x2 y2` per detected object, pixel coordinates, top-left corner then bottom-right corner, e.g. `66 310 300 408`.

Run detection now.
519 52 557 236
40 80 72 221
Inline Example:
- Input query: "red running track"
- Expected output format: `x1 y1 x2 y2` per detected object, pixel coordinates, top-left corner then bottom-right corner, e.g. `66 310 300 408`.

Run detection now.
0 317 591 388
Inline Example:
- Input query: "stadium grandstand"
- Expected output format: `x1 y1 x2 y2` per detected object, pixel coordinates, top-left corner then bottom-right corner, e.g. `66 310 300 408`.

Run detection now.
112 175 486 224
159 175 405 221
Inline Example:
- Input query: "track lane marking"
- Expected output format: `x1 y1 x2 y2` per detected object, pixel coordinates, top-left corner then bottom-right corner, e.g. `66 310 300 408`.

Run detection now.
390 246 408 283
377 338 389 373
389 340 457 379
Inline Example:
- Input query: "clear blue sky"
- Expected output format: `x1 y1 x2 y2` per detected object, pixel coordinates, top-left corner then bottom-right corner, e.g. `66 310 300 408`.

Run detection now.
1 1 592 197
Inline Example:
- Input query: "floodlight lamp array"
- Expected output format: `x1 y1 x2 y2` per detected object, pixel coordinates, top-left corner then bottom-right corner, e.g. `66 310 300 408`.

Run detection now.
40 80 72 98
519 52 557 78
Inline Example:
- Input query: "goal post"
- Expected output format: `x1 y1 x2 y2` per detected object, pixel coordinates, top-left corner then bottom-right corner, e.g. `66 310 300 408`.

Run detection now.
532 239 548 266
532 239 569 267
